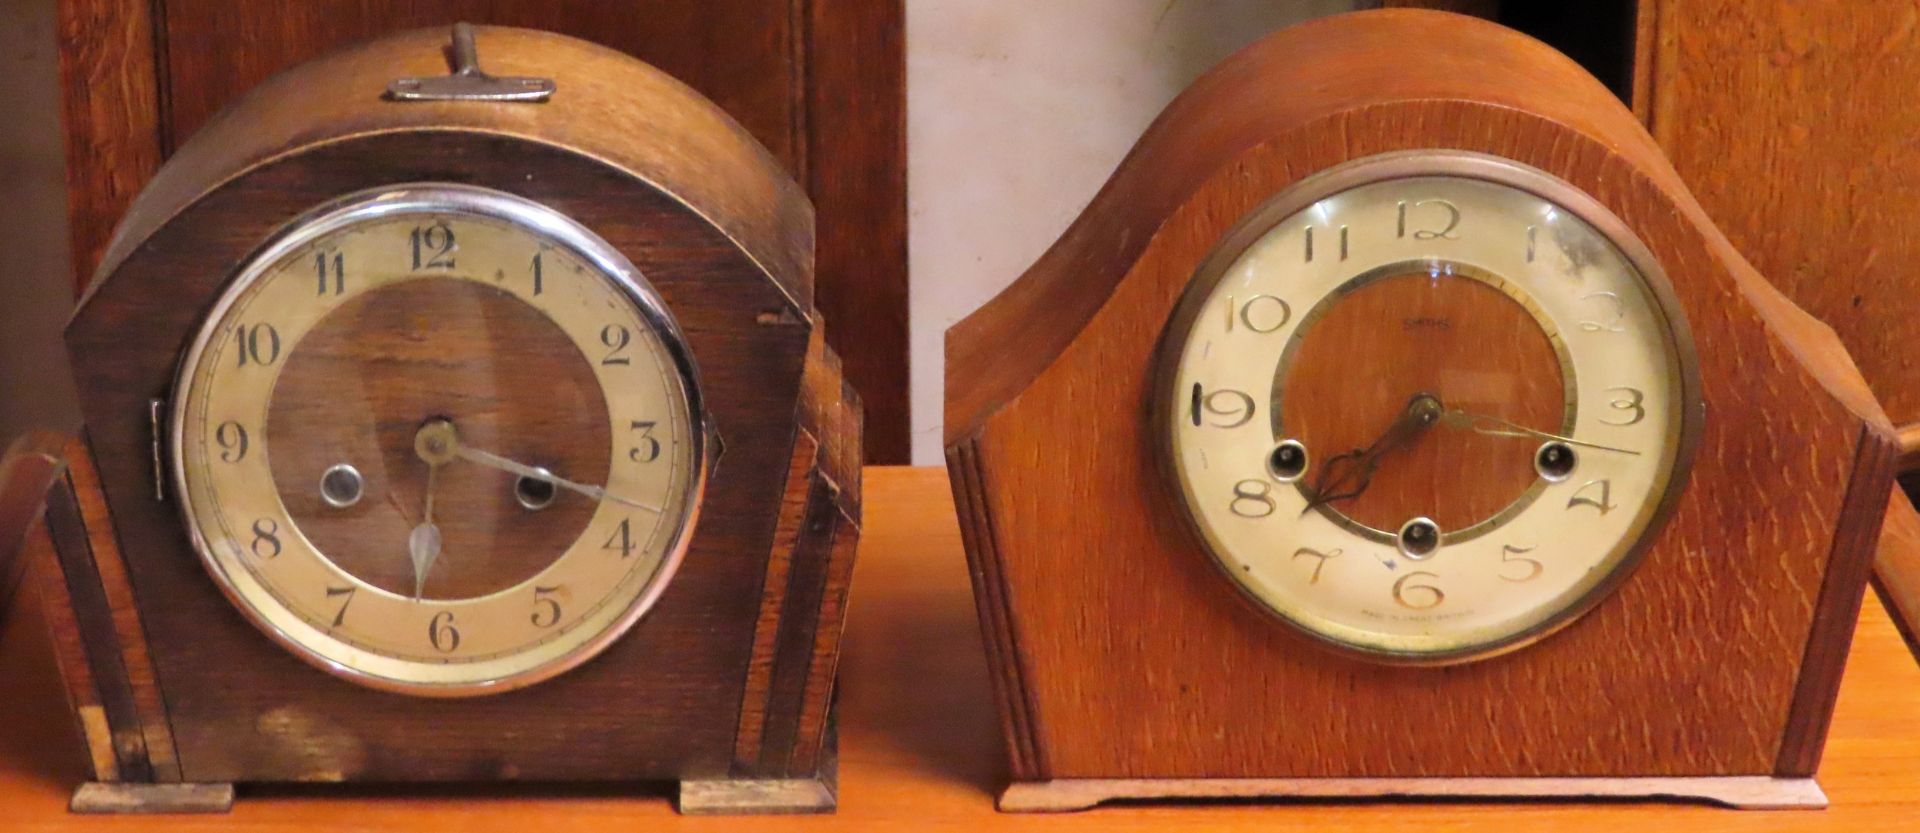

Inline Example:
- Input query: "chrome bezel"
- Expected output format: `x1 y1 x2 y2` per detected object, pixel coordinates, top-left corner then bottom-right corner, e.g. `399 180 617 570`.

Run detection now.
168 183 712 697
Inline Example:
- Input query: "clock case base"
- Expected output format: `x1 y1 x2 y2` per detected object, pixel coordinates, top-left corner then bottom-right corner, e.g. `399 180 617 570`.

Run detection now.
64 722 840 815
997 776 1826 812
70 782 234 814
31 345 857 814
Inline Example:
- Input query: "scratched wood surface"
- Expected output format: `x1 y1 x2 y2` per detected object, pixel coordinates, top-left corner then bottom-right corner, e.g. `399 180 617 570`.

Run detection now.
2 467 1920 828
946 9 1896 783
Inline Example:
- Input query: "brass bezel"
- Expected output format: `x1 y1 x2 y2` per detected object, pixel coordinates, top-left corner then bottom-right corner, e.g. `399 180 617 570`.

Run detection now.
1152 150 1704 666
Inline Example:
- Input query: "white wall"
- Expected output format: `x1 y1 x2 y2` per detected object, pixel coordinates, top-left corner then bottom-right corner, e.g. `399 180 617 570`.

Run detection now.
906 0 1364 462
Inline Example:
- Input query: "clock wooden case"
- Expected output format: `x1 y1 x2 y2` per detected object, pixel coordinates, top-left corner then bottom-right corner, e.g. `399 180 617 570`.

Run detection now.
35 25 861 814
946 10 1895 811
0 433 66 615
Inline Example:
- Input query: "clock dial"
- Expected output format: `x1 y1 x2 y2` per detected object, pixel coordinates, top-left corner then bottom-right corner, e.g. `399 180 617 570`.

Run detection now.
1163 157 1696 662
170 186 705 694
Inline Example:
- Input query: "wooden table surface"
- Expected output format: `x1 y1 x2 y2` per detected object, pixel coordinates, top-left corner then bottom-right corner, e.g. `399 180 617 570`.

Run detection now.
2 466 1917 831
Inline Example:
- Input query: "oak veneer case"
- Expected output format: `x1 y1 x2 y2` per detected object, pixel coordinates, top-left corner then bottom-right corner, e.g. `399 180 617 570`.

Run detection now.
31 25 862 814
946 10 1897 812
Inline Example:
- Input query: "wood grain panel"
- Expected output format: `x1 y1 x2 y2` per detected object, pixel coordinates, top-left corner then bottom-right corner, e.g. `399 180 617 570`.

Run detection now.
948 9 1894 783
785 328 862 775
155 2 803 169
1278 271 1566 533
26 518 117 782
804 0 909 462
734 430 821 769
267 278 612 601
60 438 181 783
55 0 164 287
1639 1 1920 429
39 467 152 783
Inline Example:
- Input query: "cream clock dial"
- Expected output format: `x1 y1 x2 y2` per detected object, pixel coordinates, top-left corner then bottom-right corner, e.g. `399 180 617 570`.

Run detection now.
170 185 706 695
1162 154 1698 663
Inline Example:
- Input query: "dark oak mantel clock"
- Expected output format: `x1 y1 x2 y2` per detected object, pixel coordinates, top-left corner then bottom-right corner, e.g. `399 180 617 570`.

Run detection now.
29 24 860 814
947 10 1896 812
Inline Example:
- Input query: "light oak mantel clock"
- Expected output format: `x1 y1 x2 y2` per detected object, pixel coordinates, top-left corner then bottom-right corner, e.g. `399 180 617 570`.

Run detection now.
946 10 1896 811
28 24 860 815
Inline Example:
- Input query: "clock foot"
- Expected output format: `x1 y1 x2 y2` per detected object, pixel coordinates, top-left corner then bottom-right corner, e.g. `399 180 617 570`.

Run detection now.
680 706 839 814
998 776 1827 812
70 782 234 814
677 773 835 815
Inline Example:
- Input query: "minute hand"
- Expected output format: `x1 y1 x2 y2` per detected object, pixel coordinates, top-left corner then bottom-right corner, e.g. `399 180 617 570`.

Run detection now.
452 445 662 513
1438 408 1641 456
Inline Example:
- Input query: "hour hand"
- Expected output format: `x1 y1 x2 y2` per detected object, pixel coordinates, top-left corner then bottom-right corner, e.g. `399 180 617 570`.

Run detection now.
1301 393 1442 512
410 423 452 600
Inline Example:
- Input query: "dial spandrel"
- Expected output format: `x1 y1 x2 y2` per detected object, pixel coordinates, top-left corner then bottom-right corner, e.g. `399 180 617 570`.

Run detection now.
1164 159 1694 663
171 186 704 694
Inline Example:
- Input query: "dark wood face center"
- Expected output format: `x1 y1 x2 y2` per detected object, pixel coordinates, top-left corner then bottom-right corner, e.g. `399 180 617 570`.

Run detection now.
267 277 613 600
1276 268 1567 535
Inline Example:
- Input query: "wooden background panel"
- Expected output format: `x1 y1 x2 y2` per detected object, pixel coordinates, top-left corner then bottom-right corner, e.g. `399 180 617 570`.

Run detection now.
59 0 909 462
806 0 907 464
156 2 800 161
56 0 163 307
1639 0 1920 429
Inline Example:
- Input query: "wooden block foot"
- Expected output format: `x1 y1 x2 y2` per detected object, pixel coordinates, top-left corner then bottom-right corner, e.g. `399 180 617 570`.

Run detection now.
678 774 835 814
71 782 234 814
998 776 1828 812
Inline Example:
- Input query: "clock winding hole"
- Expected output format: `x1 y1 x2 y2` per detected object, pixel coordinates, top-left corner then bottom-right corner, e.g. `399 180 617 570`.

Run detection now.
515 473 558 511
319 464 364 509
1534 441 1577 482
1397 516 1442 559
1269 439 1309 482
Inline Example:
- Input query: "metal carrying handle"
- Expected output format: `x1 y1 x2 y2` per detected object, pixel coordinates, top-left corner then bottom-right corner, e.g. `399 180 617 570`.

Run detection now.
386 22 555 103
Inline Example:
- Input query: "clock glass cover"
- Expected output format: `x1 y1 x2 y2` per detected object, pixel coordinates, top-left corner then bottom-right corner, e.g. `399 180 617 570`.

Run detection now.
1162 153 1699 663
170 185 705 694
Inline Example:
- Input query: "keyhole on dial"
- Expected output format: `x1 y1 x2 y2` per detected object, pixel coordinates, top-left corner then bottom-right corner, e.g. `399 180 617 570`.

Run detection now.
1268 439 1309 482
1535 441 1577 482
1398 516 1441 559
514 473 557 511
320 464 364 509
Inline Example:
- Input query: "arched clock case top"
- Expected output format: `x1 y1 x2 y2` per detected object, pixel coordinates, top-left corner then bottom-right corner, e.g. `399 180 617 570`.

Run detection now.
945 9 1896 812
46 25 863 815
